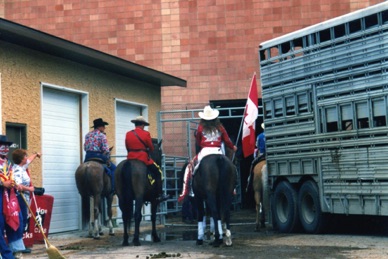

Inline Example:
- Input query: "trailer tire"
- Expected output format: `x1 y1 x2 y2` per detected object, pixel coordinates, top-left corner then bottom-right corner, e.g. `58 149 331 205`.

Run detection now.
272 181 299 233
298 180 327 234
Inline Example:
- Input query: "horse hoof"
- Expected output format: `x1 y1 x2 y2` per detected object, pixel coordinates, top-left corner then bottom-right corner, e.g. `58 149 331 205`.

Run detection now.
109 233 115 236
93 236 100 240
196 239 203 246
210 239 223 247
133 238 141 246
224 232 232 247
153 236 161 243
122 241 129 246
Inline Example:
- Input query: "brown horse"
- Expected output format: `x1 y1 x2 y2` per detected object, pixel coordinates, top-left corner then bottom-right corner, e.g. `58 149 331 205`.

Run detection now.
115 139 163 246
252 159 269 231
75 161 114 239
193 154 236 247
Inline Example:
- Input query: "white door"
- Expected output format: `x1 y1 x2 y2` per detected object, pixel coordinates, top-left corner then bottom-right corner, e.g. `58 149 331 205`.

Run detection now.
115 102 143 164
42 88 81 233
115 102 152 220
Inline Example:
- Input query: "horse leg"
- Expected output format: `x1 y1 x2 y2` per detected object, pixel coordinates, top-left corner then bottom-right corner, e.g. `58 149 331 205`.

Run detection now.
254 187 261 232
260 200 266 229
151 201 160 243
88 196 94 238
132 198 143 246
93 194 101 239
207 197 222 247
260 188 266 229
119 197 132 246
195 198 205 245
221 192 232 247
107 194 115 236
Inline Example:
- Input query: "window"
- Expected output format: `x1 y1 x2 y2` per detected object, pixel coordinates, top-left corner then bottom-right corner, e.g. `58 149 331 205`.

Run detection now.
264 101 273 119
364 13 378 29
356 102 369 129
326 106 338 132
383 10 388 24
297 93 309 114
340 104 353 131
318 28 331 43
285 96 296 116
334 24 346 39
349 19 362 34
372 98 386 127
270 47 279 62
6 123 27 162
274 99 283 117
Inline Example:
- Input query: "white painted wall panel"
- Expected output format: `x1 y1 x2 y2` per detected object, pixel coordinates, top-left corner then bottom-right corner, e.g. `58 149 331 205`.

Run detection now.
42 88 80 233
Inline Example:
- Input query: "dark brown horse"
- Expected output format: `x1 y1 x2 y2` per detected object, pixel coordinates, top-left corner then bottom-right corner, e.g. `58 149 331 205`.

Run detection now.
115 139 163 246
193 154 236 247
75 161 114 239
252 159 269 231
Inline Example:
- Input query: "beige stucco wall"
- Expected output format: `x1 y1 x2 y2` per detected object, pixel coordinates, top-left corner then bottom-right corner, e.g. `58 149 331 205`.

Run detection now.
0 41 161 186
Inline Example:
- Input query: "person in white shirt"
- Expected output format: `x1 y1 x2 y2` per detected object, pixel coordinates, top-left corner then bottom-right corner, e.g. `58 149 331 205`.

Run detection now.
12 149 41 254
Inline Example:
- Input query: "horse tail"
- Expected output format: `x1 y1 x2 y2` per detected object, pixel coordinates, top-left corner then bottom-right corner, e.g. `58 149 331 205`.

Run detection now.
121 160 133 197
81 164 91 227
217 156 232 217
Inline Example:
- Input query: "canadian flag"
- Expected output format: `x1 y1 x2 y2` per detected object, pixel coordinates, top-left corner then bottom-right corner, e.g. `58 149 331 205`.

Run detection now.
242 73 258 158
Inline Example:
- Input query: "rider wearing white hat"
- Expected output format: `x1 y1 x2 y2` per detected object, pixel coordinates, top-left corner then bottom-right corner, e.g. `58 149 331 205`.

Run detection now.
178 105 237 203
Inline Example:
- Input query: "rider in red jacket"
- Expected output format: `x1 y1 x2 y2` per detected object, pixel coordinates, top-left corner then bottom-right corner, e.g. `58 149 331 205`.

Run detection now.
125 116 169 203
178 106 237 202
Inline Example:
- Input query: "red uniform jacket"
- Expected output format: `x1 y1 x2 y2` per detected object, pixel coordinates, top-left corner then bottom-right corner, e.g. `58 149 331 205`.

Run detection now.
125 127 154 165
196 124 235 150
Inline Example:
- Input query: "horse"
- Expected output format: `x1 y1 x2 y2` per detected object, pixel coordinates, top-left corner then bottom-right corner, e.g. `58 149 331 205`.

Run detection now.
252 159 269 231
75 160 115 239
193 154 236 247
115 139 163 246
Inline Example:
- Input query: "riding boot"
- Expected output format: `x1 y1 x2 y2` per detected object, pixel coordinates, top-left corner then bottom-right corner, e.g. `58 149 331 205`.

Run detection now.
155 177 169 203
108 162 116 194
178 163 193 203
150 163 170 203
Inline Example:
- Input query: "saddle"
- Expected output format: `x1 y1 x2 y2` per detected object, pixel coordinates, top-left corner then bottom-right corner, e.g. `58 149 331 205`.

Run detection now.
251 154 266 169
86 157 105 163
85 158 111 176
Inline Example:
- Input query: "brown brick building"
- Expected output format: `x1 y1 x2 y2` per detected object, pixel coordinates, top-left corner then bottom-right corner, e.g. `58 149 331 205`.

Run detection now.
1 0 383 110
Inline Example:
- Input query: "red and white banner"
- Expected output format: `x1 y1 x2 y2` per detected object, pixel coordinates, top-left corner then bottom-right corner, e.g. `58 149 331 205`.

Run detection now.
242 73 258 157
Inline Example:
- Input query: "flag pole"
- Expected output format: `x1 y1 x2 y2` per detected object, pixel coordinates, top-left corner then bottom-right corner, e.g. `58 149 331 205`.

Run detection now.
235 103 247 148
234 72 257 158
241 72 259 158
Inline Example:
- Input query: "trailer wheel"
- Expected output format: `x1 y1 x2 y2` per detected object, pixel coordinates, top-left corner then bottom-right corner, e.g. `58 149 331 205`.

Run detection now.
298 180 327 234
272 181 299 233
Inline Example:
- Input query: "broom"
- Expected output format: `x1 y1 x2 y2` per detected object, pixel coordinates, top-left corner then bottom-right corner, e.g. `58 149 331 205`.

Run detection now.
20 192 66 259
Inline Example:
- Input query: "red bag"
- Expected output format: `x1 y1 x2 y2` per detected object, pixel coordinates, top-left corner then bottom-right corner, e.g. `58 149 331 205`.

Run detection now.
3 188 20 231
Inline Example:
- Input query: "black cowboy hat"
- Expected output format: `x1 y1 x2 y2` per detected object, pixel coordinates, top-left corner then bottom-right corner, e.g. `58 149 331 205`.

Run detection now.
92 118 109 128
130 116 150 126
0 135 13 145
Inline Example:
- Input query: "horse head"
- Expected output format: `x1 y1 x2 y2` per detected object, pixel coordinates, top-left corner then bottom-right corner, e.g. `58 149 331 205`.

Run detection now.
150 138 163 165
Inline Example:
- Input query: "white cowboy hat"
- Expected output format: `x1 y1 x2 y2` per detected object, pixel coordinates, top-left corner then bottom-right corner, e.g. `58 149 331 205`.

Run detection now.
261 123 265 129
131 116 150 126
198 105 219 120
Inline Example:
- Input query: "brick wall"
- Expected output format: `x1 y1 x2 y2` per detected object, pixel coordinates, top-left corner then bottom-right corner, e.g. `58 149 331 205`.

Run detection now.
2 0 383 109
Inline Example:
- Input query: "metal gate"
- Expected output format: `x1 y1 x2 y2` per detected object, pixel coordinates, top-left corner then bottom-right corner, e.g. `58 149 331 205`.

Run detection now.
158 105 264 215
109 105 263 226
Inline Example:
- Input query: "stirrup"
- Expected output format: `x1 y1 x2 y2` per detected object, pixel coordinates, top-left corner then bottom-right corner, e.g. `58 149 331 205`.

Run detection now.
157 194 170 202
